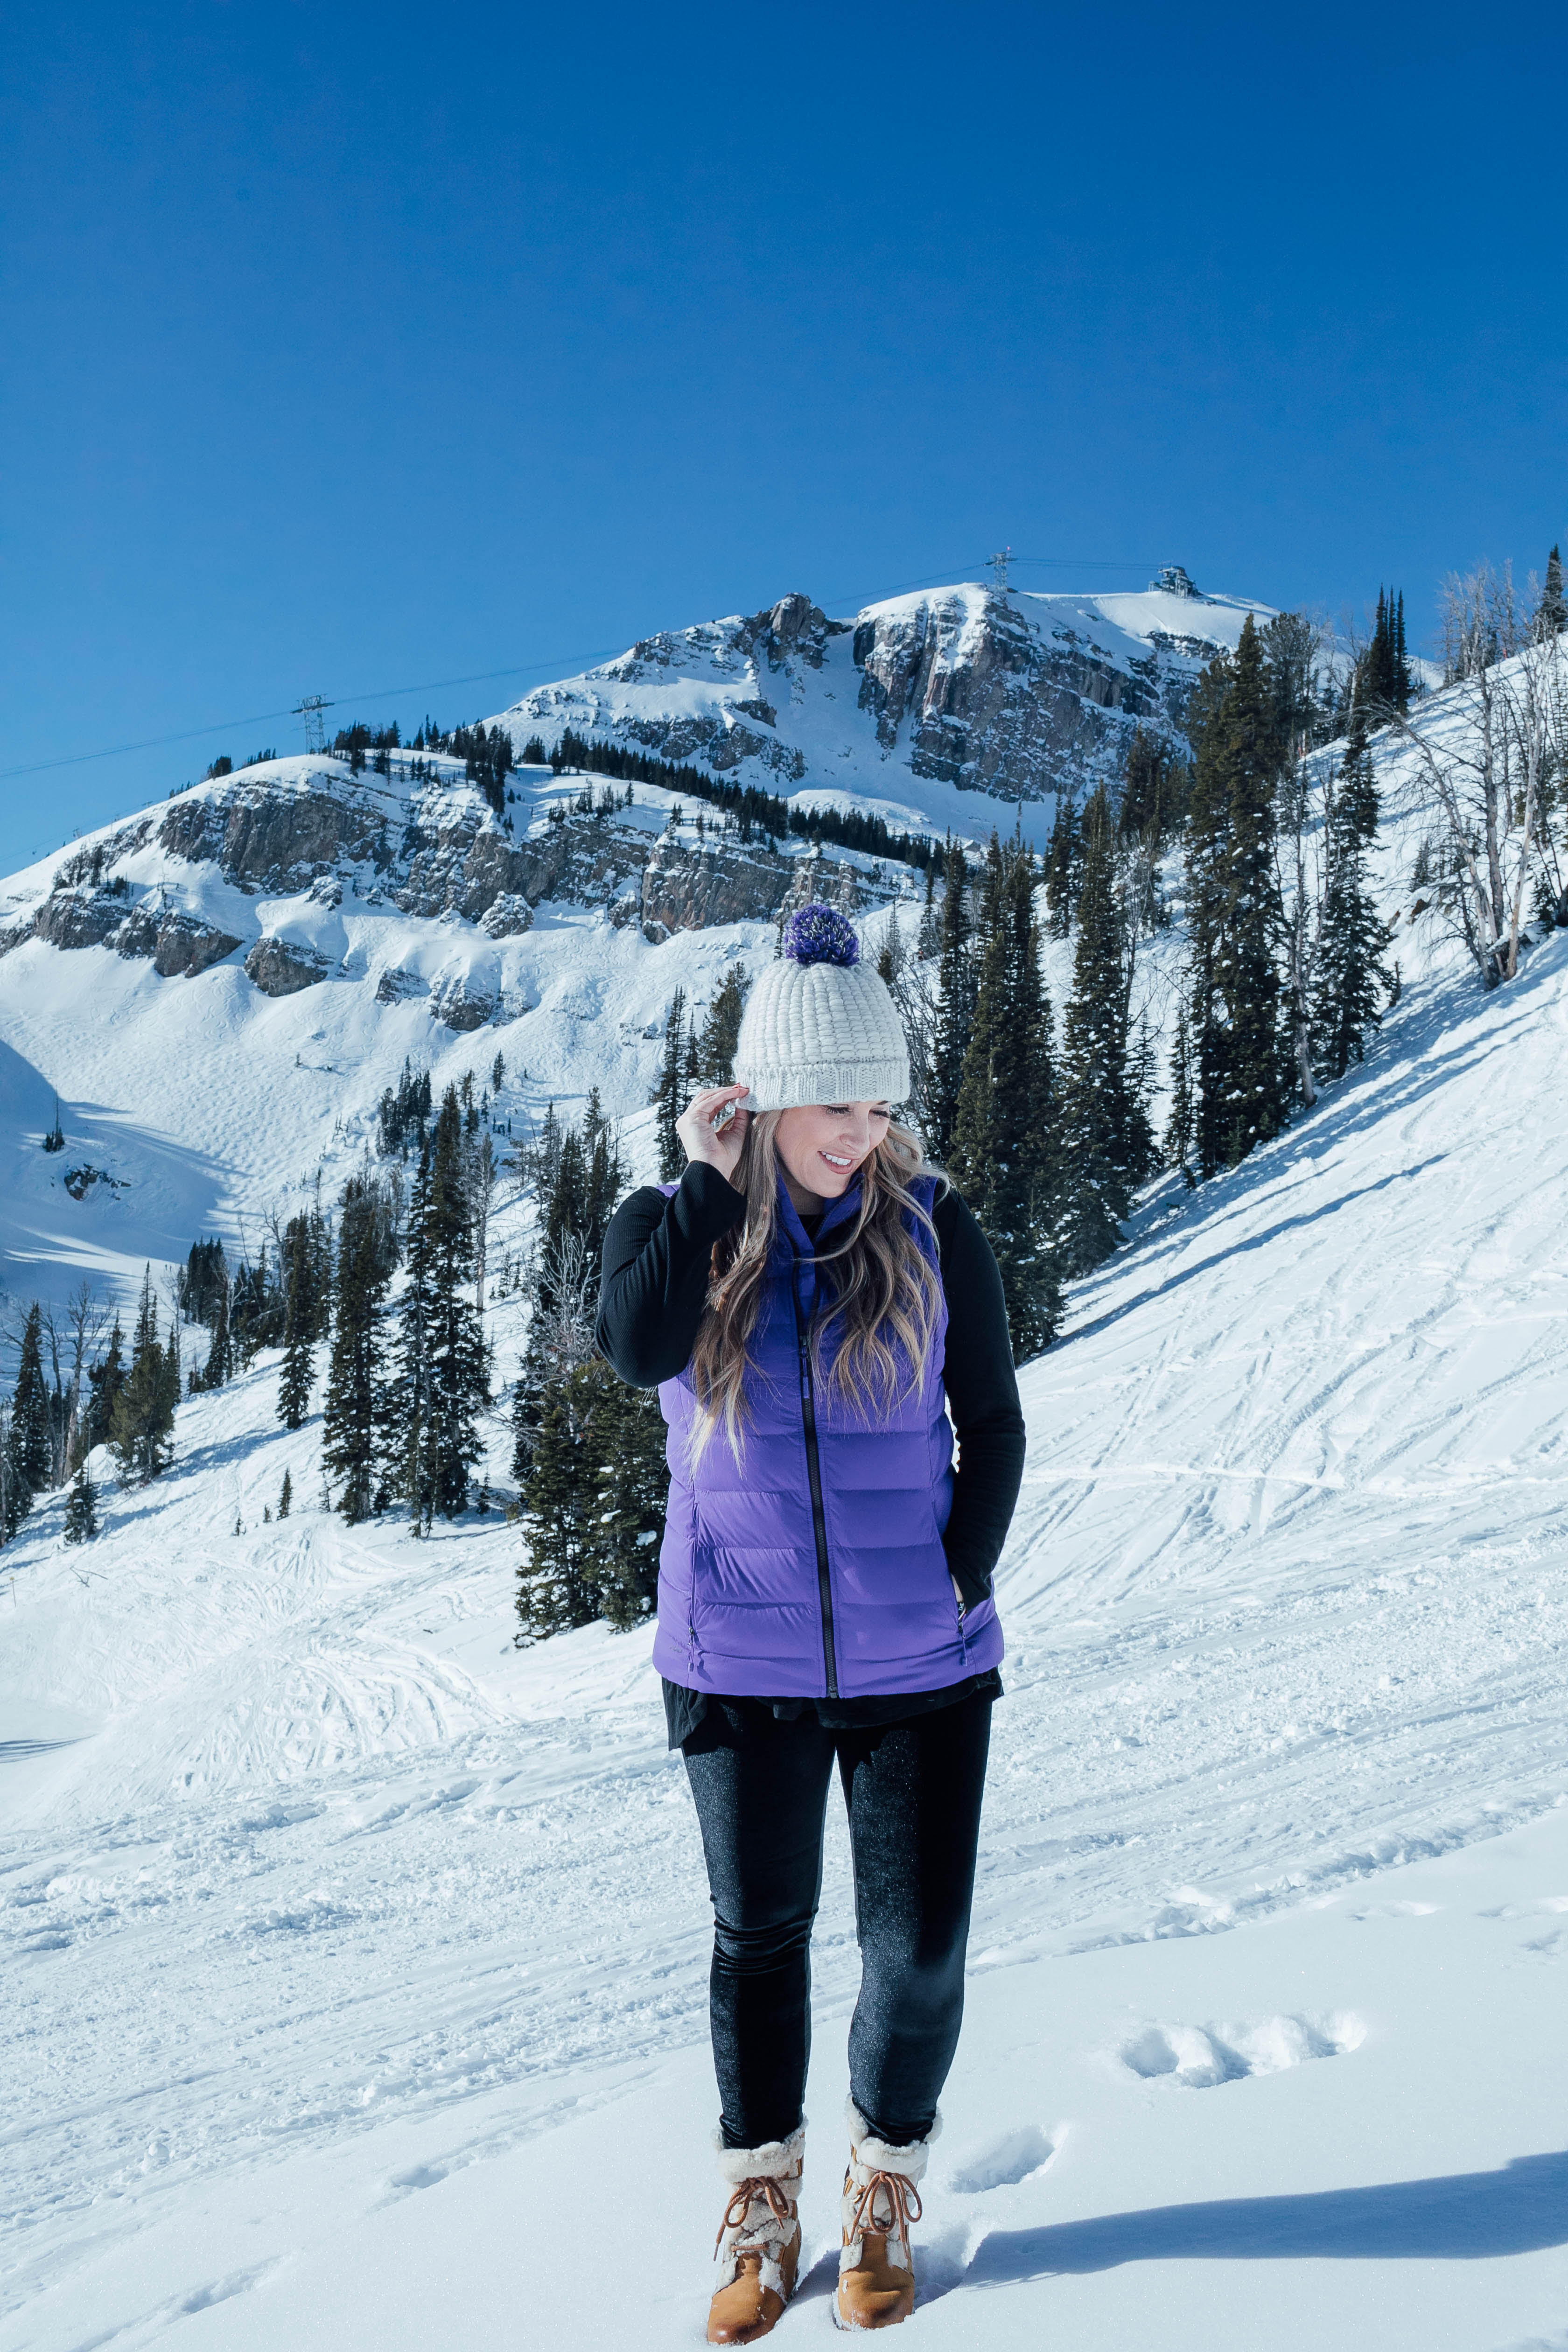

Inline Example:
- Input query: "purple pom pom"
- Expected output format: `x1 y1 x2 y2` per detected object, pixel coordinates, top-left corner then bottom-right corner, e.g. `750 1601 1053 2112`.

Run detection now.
782 902 860 968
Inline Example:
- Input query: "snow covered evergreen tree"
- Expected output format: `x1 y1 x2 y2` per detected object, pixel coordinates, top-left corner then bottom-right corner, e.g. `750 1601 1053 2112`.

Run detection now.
1163 1006 1196 1184
516 1368 602 1635
949 839 1061 1359
1536 545 1567 638
277 1219 317 1431
1059 788 1152 1273
1313 708 1390 1080
1186 618 1290 1179
583 1371 667 1628
393 1087 486 1527
926 853 977 1166
87 1316 126 1450
12 1305 54 1499
391 1140 438 1530
202 1279 231 1391
650 988 690 1182
110 1269 178 1483
516 1359 666 1638
322 1174 394 1522
63 1460 99 1543
1043 790 1078 936
695 964 749 1084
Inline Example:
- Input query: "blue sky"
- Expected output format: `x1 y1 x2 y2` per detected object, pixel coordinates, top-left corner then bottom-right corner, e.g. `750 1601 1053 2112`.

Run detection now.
2 2 1565 870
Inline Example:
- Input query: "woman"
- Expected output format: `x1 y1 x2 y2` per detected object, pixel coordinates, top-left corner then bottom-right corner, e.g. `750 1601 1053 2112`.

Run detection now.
597 904 1025 2339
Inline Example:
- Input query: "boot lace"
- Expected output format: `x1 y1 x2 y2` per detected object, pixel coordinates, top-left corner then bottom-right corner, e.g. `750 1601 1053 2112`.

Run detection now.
715 2173 795 2256
847 2168 923 2246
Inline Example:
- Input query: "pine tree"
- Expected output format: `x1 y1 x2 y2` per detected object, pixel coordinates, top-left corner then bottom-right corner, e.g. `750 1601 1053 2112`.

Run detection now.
63 1461 99 1543
1043 793 1078 936
1359 587 1411 713
203 1278 231 1390
278 1220 315 1431
1120 728 1183 840
1312 708 1389 1080
1184 706 1230 1187
1 1419 28 1539
695 965 749 1083
278 1469 293 1520
917 859 939 960
87 1317 126 1449
1538 546 1568 638
926 854 977 1165
1190 617 1290 1177
110 1268 177 1482
322 1174 393 1523
516 1367 601 1633
650 990 689 1182
1163 1005 1196 1183
1059 788 1146 1273
583 1370 668 1629
420 1088 487 1518
949 841 1061 1359
392 1139 439 1530
12 1306 54 1498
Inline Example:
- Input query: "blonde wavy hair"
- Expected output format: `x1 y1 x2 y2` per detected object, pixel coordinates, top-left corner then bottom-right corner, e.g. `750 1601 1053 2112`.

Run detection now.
687 1111 944 1463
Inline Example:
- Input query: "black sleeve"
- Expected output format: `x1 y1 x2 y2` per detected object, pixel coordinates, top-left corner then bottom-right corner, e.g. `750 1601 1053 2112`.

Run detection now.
596 1162 747 1386
932 1188 1027 1610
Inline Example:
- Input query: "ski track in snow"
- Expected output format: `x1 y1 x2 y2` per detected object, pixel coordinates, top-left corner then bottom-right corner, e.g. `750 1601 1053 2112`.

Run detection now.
3 662 1568 2346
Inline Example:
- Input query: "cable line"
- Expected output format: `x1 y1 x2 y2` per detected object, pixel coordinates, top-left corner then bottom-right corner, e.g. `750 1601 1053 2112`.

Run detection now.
1 554 1168 785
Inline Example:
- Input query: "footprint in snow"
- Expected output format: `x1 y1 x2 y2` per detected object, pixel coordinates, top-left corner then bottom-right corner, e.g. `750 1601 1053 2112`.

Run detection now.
946 2122 1057 2194
1121 2012 1365 2087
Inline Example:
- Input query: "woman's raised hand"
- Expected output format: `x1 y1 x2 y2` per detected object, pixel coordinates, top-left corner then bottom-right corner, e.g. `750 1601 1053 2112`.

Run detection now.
677 1082 751 1186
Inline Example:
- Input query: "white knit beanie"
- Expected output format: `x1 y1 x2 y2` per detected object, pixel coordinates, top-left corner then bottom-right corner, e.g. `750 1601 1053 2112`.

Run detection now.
735 904 910 1111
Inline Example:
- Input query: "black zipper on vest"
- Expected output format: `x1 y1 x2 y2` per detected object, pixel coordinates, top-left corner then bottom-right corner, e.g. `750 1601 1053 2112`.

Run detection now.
792 1288 839 1699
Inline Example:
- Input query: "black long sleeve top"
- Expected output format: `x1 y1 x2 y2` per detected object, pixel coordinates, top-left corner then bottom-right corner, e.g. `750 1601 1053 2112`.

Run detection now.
595 1162 1027 1745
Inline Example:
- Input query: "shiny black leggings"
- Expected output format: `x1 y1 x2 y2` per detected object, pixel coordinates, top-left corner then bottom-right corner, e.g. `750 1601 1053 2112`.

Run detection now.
682 1692 992 2151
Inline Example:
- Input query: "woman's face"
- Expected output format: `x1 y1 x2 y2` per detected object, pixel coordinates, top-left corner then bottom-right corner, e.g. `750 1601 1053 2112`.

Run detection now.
774 1101 891 1206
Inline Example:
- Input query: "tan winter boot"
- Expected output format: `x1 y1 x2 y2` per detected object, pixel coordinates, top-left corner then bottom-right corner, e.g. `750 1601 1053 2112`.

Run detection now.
833 2100 937 2331
706 2123 805 2345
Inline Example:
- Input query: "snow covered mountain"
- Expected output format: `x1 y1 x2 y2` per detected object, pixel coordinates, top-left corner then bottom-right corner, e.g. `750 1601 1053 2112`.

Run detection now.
0 565 1287 1319
498 569 1271 826
4 606 1568 2349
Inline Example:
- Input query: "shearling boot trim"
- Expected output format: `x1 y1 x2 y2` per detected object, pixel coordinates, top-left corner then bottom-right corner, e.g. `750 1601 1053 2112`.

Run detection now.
713 2123 805 2293
840 2098 938 2273
714 2121 806 2185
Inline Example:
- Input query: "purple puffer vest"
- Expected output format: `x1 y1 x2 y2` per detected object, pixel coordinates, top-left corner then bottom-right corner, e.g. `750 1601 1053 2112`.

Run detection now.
651 1173 1004 1700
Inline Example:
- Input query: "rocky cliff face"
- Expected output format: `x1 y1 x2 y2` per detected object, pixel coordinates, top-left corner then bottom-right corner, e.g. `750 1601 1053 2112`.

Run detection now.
500 579 1252 817
2 752 880 997
850 590 1179 796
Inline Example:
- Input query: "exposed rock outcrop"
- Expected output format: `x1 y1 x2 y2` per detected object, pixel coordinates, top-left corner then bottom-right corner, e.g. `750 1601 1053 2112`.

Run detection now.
429 974 496 1031
398 809 632 921
16 887 239 976
638 831 795 942
160 778 390 891
245 938 330 996
33 891 128 952
117 906 242 976
502 578 1245 815
851 589 1177 799
375 965 427 1005
478 894 534 940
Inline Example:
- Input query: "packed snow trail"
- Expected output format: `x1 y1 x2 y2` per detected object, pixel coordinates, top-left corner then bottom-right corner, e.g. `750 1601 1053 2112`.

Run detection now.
5 927 1568 2348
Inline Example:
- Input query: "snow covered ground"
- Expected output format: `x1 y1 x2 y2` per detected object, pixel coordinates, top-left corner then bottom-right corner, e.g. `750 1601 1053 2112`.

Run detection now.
4 641 1568 2346
5 901 1568 2345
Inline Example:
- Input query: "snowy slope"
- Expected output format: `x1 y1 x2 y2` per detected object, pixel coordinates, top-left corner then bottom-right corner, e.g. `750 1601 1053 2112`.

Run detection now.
492 577 1276 847
0 756 807 1322
4 621 1568 2348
